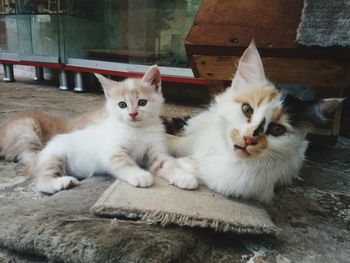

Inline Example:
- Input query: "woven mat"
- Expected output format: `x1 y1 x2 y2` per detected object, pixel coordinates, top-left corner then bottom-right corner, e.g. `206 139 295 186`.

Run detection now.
91 177 277 234
296 0 350 47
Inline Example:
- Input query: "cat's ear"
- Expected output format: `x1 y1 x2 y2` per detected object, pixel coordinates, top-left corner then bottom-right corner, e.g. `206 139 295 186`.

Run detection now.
231 40 267 90
308 98 344 126
142 65 161 92
95 73 116 98
284 95 344 127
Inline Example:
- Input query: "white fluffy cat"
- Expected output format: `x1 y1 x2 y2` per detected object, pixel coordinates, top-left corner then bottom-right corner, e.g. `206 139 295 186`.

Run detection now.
35 66 198 194
167 42 342 203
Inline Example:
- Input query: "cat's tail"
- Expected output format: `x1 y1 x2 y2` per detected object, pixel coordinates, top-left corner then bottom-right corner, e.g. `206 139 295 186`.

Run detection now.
0 116 44 176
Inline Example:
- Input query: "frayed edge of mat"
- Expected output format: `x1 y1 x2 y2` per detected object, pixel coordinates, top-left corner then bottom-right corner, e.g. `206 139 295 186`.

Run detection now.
91 207 278 235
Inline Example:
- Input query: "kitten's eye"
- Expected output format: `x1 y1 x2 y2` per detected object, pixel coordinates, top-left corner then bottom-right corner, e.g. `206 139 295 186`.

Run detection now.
267 123 286 136
242 103 253 118
138 99 147 106
118 102 127 109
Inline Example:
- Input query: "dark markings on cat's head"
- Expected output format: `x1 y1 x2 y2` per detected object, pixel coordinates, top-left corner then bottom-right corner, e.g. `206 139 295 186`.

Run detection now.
162 116 191 135
282 94 344 128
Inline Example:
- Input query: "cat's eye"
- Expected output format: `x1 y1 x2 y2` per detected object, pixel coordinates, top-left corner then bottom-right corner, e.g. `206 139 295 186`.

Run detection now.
138 99 147 106
118 101 127 109
242 103 253 118
267 123 286 136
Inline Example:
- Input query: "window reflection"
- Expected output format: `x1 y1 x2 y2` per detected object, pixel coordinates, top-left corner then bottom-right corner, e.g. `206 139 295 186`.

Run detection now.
0 0 201 68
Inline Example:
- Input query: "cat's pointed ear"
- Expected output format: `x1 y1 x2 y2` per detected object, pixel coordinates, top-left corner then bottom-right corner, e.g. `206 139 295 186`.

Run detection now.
310 98 344 126
284 95 344 128
231 40 267 89
142 65 161 92
321 98 345 116
95 73 116 98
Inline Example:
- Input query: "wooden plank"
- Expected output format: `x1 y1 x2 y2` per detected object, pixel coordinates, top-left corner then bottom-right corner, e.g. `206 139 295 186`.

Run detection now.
207 80 226 96
193 55 346 87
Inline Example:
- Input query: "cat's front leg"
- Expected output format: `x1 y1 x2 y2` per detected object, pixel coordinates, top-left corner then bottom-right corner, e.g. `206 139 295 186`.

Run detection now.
150 154 199 190
108 152 154 187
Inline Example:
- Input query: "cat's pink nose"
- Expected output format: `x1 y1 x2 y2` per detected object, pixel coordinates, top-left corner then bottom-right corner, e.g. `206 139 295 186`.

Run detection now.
129 112 138 118
244 136 257 146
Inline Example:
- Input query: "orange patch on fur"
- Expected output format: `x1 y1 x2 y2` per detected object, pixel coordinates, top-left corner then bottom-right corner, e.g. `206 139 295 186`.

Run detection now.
231 128 268 158
110 153 135 168
234 85 278 107
152 160 165 174
246 135 268 157
230 128 241 143
271 108 283 122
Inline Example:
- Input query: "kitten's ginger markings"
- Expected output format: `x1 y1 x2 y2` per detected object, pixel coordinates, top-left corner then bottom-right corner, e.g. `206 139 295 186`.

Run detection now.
166 41 343 203
0 66 198 194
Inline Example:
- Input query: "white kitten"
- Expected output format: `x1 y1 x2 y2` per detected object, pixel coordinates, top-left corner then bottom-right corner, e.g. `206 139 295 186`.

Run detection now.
35 66 198 194
167 42 343 203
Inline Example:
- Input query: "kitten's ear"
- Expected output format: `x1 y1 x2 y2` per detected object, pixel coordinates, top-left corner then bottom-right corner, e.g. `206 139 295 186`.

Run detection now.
231 40 267 89
309 98 344 126
285 96 344 127
95 73 117 98
142 65 161 92
321 98 345 116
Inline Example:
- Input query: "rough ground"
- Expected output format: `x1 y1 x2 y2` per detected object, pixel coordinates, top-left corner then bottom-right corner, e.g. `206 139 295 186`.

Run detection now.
0 78 349 263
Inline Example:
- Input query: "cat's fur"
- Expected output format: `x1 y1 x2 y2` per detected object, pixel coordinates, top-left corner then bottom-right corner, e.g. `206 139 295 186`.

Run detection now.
166 42 343 203
0 106 107 170
1 66 198 194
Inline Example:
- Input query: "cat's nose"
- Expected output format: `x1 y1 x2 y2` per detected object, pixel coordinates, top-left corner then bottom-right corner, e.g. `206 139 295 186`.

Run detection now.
129 112 138 118
244 136 257 146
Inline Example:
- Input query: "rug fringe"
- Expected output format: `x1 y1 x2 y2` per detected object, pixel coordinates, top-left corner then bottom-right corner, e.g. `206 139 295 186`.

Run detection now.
91 207 278 234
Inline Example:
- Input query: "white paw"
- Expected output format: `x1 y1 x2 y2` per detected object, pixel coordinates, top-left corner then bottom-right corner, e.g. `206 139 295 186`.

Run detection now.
171 172 199 190
176 157 199 174
37 176 80 194
127 171 154 187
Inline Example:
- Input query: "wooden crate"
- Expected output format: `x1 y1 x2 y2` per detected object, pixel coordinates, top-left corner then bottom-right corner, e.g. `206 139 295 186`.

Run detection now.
185 0 350 145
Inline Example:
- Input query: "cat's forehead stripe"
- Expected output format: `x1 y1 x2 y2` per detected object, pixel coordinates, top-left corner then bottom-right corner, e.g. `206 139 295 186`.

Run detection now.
271 108 283 122
234 87 278 106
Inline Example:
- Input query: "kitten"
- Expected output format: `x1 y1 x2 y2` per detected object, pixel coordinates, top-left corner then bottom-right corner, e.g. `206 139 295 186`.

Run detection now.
0 102 107 170
0 66 198 194
166 42 343 203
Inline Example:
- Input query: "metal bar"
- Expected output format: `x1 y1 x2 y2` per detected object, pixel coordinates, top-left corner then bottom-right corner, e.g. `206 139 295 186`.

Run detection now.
66 58 195 78
63 65 207 85
34 67 44 81
58 70 69 91
73 72 84 92
3 64 15 82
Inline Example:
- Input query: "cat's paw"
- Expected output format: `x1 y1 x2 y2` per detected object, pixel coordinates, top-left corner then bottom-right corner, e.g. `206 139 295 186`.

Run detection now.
176 157 199 174
170 172 199 190
127 171 154 187
36 176 80 194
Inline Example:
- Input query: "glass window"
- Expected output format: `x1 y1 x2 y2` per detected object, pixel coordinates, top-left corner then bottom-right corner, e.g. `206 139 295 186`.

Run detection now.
63 0 201 68
15 0 60 58
0 0 18 53
0 0 201 68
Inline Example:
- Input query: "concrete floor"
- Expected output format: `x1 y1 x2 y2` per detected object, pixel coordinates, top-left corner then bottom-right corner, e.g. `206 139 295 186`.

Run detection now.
0 78 349 262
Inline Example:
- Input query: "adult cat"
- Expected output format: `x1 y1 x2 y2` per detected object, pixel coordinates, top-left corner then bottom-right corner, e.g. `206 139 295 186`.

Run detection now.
1 66 198 193
166 42 343 203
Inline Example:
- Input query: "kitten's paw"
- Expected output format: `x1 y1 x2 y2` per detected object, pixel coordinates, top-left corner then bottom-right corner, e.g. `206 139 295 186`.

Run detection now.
171 172 199 190
36 176 80 194
127 171 154 187
176 157 199 174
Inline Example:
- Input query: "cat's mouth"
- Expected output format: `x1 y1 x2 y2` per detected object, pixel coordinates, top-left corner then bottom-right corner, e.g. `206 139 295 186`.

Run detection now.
129 117 141 122
233 144 251 156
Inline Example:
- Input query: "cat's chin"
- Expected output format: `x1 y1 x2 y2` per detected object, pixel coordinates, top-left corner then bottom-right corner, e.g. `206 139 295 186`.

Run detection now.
233 144 252 158
127 119 142 126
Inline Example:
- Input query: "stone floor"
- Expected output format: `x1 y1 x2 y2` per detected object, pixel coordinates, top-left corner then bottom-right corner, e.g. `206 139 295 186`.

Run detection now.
0 78 349 262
